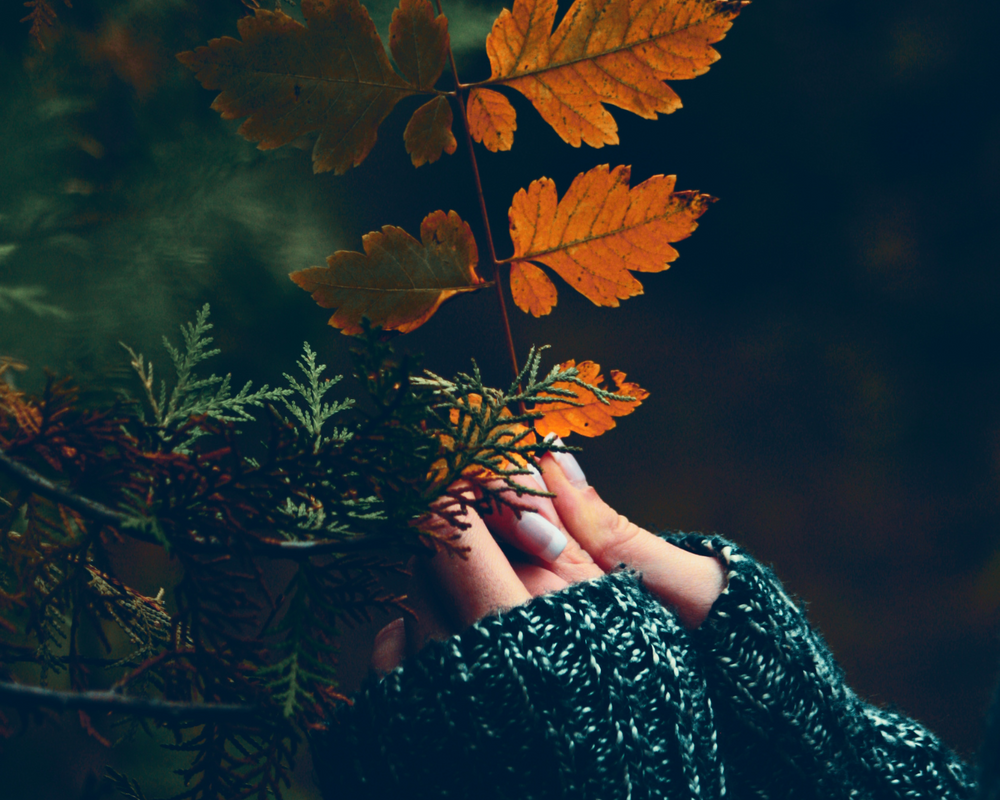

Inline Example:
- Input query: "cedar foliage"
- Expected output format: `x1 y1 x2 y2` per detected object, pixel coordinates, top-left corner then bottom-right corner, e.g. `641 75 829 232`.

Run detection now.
4 0 744 796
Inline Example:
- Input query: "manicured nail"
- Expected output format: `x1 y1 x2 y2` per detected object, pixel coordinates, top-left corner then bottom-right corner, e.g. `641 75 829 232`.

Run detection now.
371 617 406 677
550 437 588 489
526 462 549 492
515 512 567 562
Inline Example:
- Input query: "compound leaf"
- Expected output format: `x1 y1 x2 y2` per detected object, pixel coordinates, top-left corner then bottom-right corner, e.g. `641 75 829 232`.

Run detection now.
508 164 714 312
467 87 517 152
479 0 745 148
390 0 450 91
404 96 458 166
176 0 446 175
290 210 486 334
534 360 648 437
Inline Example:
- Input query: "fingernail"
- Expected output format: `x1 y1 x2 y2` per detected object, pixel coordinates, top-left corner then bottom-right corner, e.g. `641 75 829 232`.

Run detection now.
371 617 406 677
515 512 567 562
526 461 549 492
550 437 588 489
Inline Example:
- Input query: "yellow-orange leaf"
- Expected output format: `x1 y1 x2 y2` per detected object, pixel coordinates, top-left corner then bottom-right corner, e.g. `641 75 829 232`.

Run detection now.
176 0 446 174
534 360 648 438
482 0 744 147
389 0 449 91
289 210 485 334
467 87 517 152
510 261 557 317
404 96 457 166
508 164 714 311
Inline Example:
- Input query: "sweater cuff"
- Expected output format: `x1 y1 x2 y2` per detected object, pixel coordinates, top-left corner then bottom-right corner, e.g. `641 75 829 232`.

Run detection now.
662 531 977 799
311 569 723 800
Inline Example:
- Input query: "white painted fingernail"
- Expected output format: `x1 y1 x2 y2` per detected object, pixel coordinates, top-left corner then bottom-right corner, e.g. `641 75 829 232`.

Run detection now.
515 512 567 562
550 437 588 489
526 462 549 492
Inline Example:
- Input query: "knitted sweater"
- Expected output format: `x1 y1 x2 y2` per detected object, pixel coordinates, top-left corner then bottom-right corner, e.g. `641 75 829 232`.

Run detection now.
311 533 979 799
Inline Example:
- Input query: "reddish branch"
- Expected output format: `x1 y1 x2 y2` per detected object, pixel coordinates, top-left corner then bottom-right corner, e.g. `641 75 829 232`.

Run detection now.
0 681 261 723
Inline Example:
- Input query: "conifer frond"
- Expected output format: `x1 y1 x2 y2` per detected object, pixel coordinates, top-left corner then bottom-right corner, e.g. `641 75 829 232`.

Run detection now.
126 305 291 445
0 311 624 799
280 342 354 452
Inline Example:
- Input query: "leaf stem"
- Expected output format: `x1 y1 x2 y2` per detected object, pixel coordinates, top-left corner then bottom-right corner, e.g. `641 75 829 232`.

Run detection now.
435 0 520 386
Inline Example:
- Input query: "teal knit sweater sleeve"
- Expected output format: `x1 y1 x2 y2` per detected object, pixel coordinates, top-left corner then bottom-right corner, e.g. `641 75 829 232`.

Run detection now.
310 534 978 800
665 531 977 800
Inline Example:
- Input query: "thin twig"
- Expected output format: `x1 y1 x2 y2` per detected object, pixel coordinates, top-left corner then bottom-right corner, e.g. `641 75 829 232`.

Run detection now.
0 681 262 723
0 448 400 559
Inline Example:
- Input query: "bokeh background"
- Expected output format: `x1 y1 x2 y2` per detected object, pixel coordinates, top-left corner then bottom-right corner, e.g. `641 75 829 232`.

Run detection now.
1 0 999 796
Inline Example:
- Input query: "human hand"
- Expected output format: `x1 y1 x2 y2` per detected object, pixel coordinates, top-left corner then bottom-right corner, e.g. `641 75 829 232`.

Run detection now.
370 444 726 676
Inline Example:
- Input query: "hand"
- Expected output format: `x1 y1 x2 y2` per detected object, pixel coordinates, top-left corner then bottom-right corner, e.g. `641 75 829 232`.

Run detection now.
370 444 726 676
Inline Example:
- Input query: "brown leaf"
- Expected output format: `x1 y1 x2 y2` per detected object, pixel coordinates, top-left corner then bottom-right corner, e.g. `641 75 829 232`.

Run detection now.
176 0 444 174
510 261 557 316
508 164 714 311
481 0 744 147
467 87 517 152
404 96 458 166
289 210 486 334
389 0 449 91
534 360 648 438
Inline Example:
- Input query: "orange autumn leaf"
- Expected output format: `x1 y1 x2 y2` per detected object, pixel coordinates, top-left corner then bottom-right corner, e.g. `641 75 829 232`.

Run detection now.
467 87 517 152
508 163 714 313
404 96 458 166
510 261 557 317
177 0 448 175
428 393 535 486
290 210 486 334
478 0 745 148
534 360 648 438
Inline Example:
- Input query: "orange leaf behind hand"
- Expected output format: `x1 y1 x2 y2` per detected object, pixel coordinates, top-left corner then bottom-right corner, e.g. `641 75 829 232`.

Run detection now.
534 360 648 438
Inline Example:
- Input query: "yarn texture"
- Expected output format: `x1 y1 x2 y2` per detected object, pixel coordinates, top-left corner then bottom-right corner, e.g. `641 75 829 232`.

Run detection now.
311 534 978 799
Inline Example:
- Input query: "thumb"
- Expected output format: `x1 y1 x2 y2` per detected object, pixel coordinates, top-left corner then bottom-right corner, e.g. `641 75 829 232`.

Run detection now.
370 617 407 677
539 445 725 629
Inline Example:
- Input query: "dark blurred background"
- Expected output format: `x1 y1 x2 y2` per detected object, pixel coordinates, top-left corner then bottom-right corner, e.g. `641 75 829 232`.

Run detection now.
1 0 999 796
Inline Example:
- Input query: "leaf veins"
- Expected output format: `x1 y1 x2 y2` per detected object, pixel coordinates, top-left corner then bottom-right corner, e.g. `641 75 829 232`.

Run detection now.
404 96 457 166
534 360 648 437
508 163 714 314
177 0 451 175
289 210 487 334
475 0 745 148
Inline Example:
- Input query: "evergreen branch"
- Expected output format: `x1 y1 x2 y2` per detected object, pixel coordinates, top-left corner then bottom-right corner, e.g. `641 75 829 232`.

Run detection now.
0 681 261 723
0 448 399 558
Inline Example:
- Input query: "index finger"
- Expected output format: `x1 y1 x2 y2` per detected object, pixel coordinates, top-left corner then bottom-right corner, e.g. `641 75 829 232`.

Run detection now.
421 496 533 630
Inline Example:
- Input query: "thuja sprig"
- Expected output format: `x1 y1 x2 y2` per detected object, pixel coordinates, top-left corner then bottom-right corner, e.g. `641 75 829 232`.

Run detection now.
122 303 290 446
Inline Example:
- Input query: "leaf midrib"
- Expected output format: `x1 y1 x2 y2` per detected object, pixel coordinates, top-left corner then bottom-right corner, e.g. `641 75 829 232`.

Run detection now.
512 196 704 262
472 10 729 88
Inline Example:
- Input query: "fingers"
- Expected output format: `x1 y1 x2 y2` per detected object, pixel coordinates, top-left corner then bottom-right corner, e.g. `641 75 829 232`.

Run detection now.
422 499 533 630
481 472 606 587
511 561 570 596
539 447 726 629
